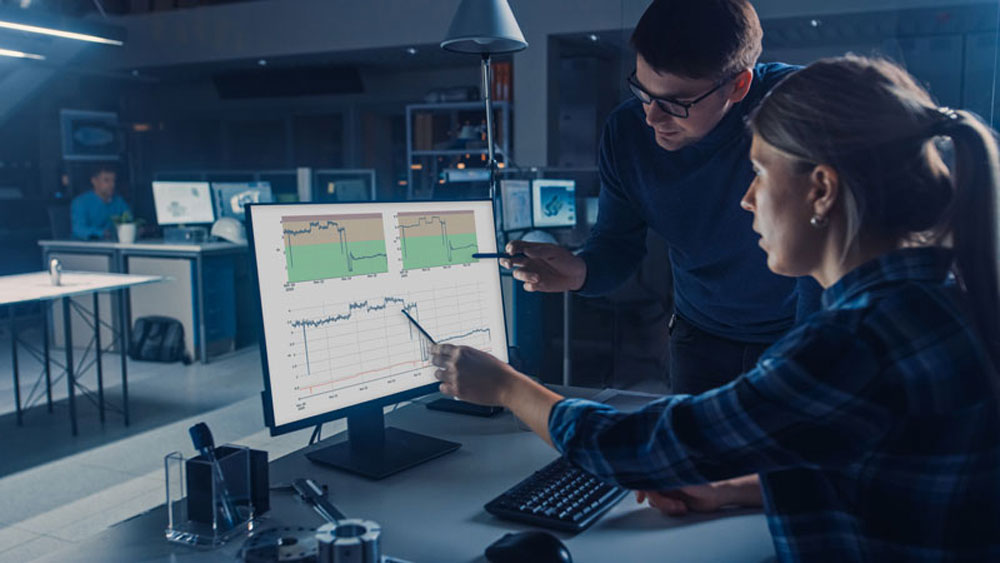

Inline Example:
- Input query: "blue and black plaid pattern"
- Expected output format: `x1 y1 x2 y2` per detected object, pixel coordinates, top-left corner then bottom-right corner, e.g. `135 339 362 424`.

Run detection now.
550 247 1000 561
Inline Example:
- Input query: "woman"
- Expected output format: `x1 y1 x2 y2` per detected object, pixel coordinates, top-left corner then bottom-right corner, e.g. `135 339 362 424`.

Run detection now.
431 56 1000 560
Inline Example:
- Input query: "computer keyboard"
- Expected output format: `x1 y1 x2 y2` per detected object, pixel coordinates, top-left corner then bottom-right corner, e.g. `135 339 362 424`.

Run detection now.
484 457 629 532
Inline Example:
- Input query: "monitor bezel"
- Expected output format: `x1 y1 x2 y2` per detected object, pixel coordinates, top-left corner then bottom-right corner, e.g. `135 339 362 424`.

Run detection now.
246 199 510 437
500 179 534 231
530 178 577 229
211 181 274 220
151 181 216 226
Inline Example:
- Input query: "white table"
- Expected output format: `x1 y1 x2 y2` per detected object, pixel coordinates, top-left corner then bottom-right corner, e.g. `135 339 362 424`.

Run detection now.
0 271 166 435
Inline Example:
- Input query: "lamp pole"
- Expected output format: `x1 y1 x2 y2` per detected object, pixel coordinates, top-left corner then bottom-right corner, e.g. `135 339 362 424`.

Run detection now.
481 54 497 201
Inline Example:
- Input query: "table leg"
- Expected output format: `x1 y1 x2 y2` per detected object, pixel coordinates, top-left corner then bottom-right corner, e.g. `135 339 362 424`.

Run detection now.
43 301 52 412
563 291 572 387
94 293 104 424
197 255 207 364
118 289 130 426
10 305 22 426
62 297 77 436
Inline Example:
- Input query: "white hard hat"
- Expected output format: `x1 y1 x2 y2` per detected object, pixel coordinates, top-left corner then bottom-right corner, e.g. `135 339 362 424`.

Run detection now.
211 217 247 244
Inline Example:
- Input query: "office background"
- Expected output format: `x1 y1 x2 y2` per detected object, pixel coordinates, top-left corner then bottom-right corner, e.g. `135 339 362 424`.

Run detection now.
0 0 998 560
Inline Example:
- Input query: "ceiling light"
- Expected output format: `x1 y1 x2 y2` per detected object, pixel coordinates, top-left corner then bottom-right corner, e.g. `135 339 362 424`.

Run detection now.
0 19 122 45
406 47 418 55
810 19 821 27
588 33 599 42
0 47 44 60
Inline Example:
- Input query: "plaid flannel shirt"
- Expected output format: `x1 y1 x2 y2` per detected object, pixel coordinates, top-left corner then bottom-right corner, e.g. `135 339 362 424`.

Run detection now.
550 247 1000 561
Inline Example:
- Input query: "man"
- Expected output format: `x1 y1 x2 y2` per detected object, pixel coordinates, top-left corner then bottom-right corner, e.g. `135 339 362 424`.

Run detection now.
70 164 130 240
506 0 820 394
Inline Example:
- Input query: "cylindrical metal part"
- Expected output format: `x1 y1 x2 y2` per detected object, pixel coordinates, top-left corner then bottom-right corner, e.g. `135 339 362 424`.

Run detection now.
49 258 62 286
316 519 381 563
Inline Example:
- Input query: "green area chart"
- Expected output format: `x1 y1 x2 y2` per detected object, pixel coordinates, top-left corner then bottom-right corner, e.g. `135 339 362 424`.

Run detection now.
282 213 389 282
397 210 479 270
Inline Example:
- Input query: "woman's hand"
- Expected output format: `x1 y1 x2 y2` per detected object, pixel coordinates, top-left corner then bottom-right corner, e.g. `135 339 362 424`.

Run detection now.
430 344 564 446
430 344 519 406
636 475 763 516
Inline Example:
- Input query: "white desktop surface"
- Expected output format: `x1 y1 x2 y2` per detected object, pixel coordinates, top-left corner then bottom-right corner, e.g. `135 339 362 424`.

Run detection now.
39 239 247 253
38 389 775 563
0 271 166 306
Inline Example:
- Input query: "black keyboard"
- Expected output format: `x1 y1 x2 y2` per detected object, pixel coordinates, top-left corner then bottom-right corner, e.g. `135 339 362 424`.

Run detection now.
484 457 629 532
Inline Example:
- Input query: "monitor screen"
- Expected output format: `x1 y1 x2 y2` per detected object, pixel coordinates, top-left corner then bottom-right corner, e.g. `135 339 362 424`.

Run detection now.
212 182 273 220
314 171 375 202
532 179 576 228
249 200 508 433
501 179 532 230
152 181 215 225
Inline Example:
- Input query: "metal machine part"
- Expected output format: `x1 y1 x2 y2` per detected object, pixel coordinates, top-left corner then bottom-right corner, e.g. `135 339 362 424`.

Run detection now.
239 526 319 563
316 520 381 563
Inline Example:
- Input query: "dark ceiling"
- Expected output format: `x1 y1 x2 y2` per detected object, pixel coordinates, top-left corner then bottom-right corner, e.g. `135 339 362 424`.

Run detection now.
0 0 261 17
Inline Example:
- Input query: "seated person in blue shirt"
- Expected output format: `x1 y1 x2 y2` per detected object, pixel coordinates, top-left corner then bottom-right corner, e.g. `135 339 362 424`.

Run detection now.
70 164 130 240
432 56 1000 560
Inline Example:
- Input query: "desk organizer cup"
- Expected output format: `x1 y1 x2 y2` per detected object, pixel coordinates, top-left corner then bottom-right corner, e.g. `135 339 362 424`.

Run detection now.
164 445 266 547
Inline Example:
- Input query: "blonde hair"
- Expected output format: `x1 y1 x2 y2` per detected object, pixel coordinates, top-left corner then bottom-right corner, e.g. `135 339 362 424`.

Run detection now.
750 55 1000 367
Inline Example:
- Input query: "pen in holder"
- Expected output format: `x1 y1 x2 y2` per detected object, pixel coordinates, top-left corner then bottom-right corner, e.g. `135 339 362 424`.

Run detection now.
164 445 256 547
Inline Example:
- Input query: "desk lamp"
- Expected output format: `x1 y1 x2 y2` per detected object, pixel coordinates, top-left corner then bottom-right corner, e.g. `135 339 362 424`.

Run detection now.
441 0 527 201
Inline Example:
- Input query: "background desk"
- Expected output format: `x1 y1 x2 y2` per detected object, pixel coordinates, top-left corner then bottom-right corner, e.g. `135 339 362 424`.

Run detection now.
40 388 775 562
39 240 252 363
0 271 165 434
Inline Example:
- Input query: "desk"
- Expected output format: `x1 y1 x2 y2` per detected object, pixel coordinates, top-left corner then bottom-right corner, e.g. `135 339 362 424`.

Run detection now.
0 271 165 434
39 240 250 363
40 388 775 562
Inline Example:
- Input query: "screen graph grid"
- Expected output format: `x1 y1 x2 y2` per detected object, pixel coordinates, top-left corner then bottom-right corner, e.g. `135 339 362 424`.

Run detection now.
282 213 389 283
397 210 479 270
285 282 494 409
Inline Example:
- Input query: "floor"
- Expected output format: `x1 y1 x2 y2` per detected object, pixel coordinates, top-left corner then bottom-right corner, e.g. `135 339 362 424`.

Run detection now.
0 314 668 562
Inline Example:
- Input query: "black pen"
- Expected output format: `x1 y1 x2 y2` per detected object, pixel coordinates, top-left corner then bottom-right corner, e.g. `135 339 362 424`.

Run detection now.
472 252 527 260
401 309 437 345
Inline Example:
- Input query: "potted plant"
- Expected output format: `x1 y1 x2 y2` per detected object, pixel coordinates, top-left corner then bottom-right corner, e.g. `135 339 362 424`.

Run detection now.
111 211 144 244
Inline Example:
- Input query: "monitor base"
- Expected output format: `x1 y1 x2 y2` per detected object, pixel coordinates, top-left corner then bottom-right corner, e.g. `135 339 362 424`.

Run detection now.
306 427 460 480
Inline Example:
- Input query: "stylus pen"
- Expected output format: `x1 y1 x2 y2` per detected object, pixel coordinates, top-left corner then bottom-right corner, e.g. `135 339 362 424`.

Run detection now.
401 309 437 345
472 252 526 260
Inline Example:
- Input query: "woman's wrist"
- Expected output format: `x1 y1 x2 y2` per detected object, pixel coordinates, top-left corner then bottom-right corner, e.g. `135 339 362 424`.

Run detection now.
716 475 763 508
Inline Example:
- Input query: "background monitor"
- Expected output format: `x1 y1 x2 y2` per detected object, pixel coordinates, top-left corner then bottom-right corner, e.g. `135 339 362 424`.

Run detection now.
212 181 273 220
247 199 508 479
312 169 376 202
531 179 576 228
500 179 532 231
151 181 215 225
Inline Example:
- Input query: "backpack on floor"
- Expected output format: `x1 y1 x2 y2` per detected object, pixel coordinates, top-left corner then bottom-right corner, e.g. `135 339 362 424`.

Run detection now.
128 316 190 364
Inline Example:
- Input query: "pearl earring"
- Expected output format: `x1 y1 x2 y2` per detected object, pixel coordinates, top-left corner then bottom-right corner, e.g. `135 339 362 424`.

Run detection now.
810 215 828 228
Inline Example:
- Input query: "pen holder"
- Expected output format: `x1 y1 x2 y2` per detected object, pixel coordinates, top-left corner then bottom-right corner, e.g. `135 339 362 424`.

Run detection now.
164 445 261 547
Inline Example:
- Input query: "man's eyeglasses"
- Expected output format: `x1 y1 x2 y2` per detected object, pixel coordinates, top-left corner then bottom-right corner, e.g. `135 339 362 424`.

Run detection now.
627 71 732 118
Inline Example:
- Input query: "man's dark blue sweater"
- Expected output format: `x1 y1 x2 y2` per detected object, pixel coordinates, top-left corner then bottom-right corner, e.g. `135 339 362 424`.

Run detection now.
578 62 821 343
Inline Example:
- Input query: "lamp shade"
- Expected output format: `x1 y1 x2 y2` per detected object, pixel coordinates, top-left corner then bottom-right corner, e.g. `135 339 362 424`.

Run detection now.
440 0 527 54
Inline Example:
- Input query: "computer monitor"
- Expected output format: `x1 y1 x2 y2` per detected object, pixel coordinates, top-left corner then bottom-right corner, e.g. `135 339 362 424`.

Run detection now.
500 179 532 231
313 170 376 202
151 181 215 225
532 179 577 228
247 199 508 479
212 182 273 220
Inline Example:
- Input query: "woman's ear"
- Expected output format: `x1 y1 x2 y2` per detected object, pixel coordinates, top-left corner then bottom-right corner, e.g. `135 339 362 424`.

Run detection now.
809 164 840 218
727 69 754 103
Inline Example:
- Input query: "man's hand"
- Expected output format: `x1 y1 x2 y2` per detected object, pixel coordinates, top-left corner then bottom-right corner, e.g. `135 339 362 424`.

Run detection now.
636 475 763 517
502 241 586 293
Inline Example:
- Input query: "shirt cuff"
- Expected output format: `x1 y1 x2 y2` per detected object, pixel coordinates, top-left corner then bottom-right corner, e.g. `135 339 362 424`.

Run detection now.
548 397 611 456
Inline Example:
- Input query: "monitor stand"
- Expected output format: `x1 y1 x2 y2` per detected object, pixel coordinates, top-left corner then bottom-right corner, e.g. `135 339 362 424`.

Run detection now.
305 404 460 480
